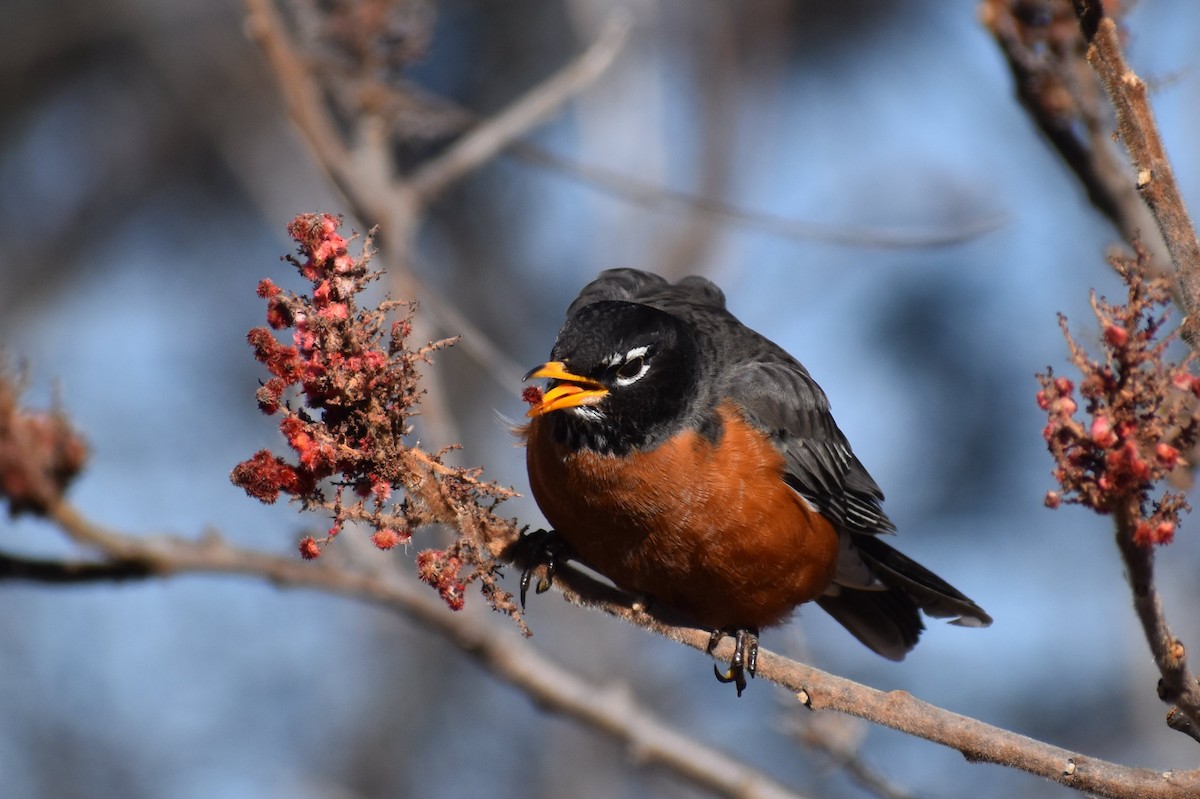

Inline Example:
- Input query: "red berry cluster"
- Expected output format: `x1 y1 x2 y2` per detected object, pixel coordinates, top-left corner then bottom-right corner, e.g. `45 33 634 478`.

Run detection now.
417 549 466 611
0 369 88 516
520 385 544 408
231 214 522 619
1037 250 1199 546
231 213 427 542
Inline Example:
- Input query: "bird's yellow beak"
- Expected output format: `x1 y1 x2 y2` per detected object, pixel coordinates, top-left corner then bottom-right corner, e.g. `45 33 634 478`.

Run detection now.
523 361 608 417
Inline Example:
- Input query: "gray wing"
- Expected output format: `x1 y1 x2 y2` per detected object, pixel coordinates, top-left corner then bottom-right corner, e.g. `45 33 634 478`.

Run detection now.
727 349 993 645
723 355 896 537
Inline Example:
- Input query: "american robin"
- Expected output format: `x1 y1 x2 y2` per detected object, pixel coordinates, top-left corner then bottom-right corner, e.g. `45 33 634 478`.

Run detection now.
521 268 991 694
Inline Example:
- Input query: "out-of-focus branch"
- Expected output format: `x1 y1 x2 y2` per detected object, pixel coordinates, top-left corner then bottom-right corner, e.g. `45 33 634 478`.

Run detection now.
406 14 631 205
242 0 630 432
1069 1 1200 347
243 0 630 247
786 712 917 799
0 551 151 582
243 0 388 222
981 0 1169 273
509 144 1006 250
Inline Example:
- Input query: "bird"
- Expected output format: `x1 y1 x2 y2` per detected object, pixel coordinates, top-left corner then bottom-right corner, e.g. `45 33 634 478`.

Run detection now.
519 268 991 694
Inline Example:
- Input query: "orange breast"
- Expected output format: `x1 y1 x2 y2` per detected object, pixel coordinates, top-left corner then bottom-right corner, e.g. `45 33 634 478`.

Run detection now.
524 402 840 630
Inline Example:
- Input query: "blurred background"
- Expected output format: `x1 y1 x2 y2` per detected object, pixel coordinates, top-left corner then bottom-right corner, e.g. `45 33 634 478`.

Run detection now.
2 0 1199 797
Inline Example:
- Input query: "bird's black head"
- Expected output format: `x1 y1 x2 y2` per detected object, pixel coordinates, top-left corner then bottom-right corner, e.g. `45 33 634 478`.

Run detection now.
524 300 705 454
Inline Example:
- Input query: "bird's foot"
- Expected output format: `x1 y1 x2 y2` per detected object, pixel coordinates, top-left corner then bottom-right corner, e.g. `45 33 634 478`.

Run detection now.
708 627 759 697
518 529 569 608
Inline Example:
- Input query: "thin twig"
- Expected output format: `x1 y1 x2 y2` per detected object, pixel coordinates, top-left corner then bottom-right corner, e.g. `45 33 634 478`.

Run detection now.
407 13 633 204
509 144 1007 250
980 0 1170 274
246 0 631 234
242 0 626 399
1070 1 1200 346
243 0 395 223
1113 500 1200 735
787 713 917 799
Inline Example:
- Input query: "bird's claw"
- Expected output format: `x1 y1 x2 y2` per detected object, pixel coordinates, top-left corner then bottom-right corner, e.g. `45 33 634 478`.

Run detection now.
519 529 566 608
708 627 759 697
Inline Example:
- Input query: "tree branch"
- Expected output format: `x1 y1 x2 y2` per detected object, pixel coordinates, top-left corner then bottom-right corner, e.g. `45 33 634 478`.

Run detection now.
507 143 1006 250
243 0 630 238
12 498 1193 799
405 14 631 205
515 547 1200 799
989 0 1200 744
241 0 630 412
1113 499 1200 736
1070 3 1200 347
786 713 917 799
981 0 1170 275
0 551 152 582
242 0 392 222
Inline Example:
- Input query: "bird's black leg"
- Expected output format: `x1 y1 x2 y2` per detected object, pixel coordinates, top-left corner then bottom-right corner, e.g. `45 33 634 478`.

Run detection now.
518 529 569 608
708 627 760 696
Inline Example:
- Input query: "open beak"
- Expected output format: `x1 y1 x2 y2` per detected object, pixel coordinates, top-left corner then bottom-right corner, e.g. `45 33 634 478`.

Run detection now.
523 361 608 417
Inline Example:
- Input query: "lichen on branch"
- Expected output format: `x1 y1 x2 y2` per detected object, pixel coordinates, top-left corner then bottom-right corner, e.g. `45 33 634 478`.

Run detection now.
231 213 525 625
1037 247 1199 546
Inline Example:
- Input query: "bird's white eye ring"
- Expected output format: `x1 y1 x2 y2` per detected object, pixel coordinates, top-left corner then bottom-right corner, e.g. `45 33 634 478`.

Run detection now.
616 356 645 380
614 345 651 386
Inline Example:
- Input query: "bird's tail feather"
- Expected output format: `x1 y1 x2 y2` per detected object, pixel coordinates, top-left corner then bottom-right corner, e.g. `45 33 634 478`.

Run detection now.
817 534 992 660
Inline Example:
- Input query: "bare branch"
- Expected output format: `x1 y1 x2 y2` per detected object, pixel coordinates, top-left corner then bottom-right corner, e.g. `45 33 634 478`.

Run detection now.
1070 5 1200 347
0 552 152 582
243 0 394 222
244 0 630 233
9 500 1198 799
406 14 633 204
513 551 1200 799
981 0 1170 274
787 712 918 799
241 0 628 405
1114 499 1200 735
508 143 1007 250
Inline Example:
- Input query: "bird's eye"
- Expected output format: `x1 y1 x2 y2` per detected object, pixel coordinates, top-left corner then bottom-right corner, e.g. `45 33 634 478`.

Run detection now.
616 356 645 380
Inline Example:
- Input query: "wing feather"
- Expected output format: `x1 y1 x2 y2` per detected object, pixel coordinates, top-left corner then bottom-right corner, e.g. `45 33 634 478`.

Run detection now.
726 359 895 536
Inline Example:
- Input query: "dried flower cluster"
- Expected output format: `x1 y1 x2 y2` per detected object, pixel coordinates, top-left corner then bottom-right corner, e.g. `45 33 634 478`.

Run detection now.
232 213 524 620
0 367 88 516
1037 249 1199 546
